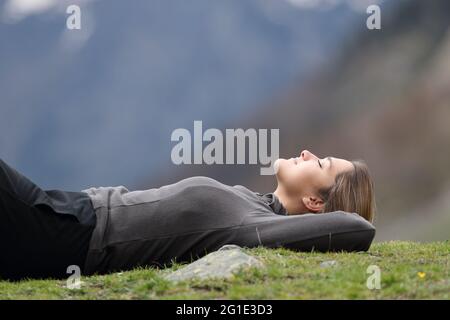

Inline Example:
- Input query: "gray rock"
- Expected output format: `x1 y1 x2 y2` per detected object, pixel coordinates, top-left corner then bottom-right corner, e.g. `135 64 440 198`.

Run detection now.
163 244 264 282
218 244 242 251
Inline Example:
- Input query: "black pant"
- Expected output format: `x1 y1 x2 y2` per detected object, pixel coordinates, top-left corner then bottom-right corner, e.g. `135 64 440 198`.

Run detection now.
0 159 95 281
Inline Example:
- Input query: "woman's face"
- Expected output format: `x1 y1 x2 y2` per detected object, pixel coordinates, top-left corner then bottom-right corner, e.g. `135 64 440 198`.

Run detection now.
274 150 354 197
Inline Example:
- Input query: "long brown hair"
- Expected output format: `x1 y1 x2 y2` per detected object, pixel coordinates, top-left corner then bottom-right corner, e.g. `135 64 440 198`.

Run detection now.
319 160 376 223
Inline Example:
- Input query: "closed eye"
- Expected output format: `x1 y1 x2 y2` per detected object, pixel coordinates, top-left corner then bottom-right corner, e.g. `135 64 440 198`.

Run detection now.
318 159 322 168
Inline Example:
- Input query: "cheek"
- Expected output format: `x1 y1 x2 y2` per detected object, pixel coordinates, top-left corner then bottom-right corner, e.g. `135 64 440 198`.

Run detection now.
282 164 309 192
290 164 323 192
277 161 321 192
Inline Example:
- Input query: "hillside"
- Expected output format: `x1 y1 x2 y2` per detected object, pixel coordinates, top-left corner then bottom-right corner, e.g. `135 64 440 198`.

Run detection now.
0 241 448 299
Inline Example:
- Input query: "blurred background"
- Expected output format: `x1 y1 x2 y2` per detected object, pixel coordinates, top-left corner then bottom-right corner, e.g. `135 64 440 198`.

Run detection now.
1 0 449 241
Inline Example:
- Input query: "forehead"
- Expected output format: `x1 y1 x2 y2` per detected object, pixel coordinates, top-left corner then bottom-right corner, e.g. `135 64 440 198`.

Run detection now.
329 157 353 175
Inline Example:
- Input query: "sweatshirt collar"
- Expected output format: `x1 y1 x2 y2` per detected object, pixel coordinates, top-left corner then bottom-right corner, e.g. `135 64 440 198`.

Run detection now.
258 192 288 215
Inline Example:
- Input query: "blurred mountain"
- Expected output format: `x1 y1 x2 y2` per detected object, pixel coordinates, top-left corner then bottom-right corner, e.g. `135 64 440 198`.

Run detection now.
3 0 446 241
0 0 362 190
152 0 450 241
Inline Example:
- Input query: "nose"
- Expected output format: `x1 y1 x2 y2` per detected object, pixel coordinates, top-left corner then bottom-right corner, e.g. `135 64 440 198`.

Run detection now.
300 149 318 161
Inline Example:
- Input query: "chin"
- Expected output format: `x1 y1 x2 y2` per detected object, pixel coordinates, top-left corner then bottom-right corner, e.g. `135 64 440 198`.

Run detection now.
274 158 286 175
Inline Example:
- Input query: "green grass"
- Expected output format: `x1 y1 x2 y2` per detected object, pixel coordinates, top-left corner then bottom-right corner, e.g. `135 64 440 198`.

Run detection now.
1 241 449 300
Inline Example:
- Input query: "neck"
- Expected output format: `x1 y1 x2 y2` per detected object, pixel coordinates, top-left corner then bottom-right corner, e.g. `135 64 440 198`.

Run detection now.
273 185 303 215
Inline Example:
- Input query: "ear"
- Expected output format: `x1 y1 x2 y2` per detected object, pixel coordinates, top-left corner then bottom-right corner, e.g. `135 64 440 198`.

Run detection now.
301 196 324 213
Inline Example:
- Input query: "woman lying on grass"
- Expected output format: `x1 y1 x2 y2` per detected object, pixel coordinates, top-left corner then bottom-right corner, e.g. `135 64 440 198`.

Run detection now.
0 150 375 281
